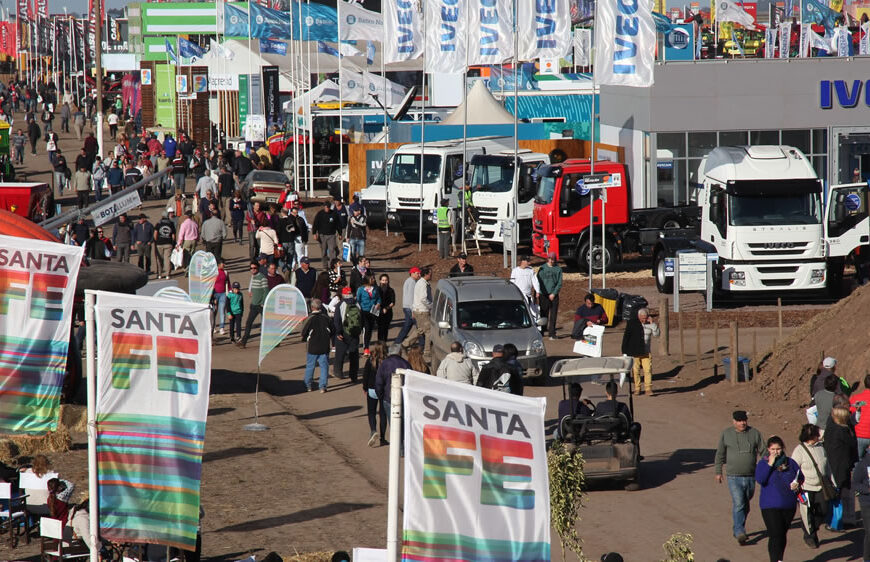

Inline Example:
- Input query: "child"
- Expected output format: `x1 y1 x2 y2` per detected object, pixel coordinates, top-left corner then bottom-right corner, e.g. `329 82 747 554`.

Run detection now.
47 477 74 526
227 282 244 343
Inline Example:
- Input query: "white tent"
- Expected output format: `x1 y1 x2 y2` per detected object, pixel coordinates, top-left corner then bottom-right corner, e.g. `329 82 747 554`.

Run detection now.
440 81 516 125
282 80 340 113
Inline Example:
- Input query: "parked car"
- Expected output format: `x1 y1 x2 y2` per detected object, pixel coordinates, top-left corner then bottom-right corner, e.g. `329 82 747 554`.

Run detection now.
327 164 349 200
429 276 547 381
240 170 290 205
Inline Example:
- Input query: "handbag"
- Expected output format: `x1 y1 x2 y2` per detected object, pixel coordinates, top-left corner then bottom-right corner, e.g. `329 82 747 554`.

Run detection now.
801 443 838 502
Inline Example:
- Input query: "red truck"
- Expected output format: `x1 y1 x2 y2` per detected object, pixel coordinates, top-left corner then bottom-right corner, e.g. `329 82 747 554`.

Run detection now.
0 182 55 223
532 159 698 270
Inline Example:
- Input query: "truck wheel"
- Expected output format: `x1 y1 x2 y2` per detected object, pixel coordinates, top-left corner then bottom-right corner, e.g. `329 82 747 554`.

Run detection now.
577 239 616 273
658 215 683 229
654 252 673 293
280 153 294 182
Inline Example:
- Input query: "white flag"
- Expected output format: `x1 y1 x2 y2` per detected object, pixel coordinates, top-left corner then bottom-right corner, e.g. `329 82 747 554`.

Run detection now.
364 71 408 106
714 0 756 29
384 0 423 63
209 38 234 61
835 26 850 56
799 24 810 57
468 0 514 65
573 28 592 67
518 0 571 61
339 2 384 41
809 29 834 52
764 27 776 58
778 23 791 58
339 42 363 57
861 22 870 55
340 69 369 102
595 0 656 87
424 0 467 74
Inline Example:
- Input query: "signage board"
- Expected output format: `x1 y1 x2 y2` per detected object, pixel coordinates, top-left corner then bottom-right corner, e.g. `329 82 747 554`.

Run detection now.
677 251 707 291
92 190 143 227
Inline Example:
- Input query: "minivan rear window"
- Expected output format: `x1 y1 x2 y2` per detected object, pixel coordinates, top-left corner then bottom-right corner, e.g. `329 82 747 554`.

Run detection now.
457 300 532 330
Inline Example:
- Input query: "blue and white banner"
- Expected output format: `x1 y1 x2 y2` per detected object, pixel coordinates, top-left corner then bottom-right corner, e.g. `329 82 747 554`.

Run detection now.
251 2 291 39
340 69 369 102
779 23 791 58
835 26 851 56
317 40 340 57
164 37 177 64
424 0 467 74
364 70 407 106
339 1 383 41
518 0 571 61
294 1 338 41
764 27 776 58
179 36 205 64
224 3 248 37
468 0 513 65
260 37 287 55
861 22 870 56
384 0 423 63
594 0 655 87
366 40 376 65
664 23 694 61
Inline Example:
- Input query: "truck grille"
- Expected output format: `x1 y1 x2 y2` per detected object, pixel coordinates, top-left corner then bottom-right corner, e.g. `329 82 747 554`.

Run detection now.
476 206 499 226
760 279 795 287
398 197 422 208
757 266 799 274
745 241 810 257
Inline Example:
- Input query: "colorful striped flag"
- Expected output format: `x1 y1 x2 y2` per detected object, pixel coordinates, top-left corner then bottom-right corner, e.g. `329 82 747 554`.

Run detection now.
0 235 83 435
95 292 211 550
258 284 308 366
188 251 217 305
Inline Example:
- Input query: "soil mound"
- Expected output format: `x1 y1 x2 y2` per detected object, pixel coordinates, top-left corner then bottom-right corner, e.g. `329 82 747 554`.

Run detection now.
756 284 870 403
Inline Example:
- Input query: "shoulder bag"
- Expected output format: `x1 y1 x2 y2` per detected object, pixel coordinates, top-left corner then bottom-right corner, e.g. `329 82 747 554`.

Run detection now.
801 443 838 501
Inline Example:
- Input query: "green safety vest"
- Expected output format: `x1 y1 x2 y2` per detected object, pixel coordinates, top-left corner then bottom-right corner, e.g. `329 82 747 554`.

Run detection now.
437 206 451 230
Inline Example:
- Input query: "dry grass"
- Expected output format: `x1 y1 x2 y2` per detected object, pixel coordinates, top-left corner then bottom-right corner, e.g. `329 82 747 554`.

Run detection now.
284 552 339 562
0 404 86 463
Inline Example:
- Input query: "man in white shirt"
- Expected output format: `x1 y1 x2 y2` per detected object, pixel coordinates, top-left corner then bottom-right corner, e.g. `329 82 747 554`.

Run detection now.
406 267 433 363
510 256 541 322
395 267 422 345
196 173 217 200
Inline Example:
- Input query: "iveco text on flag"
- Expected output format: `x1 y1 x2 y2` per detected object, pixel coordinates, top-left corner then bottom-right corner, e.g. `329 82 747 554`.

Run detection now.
424 0 467 74
594 0 656 87
468 0 514 65
518 0 571 61
384 0 423 63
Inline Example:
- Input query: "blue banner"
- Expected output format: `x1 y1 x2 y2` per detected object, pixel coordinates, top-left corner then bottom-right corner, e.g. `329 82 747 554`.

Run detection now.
664 24 694 61
250 3 292 39
178 36 205 60
224 3 249 37
164 38 177 64
801 0 841 32
260 38 287 55
293 2 337 41
317 40 340 57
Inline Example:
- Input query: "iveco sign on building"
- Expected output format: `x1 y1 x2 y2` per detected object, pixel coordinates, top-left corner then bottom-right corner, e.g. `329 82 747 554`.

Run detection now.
598 57 870 212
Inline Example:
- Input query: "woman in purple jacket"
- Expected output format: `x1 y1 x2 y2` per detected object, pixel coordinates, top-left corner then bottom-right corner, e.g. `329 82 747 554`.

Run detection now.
755 435 802 562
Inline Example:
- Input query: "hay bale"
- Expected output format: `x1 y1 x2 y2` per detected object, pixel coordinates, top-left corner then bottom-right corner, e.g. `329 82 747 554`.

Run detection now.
0 424 73 463
61 404 88 433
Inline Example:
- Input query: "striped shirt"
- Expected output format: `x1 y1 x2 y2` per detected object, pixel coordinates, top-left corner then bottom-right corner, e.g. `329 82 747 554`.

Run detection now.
249 273 269 306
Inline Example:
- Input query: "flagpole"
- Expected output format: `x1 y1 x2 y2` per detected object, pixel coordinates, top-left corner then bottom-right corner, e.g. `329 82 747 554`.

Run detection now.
84 290 99 562
461 0 469 254
418 6 427 253
247 1 252 140
511 0 518 271
338 9 345 203
307 0 314 198
291 1 300 196
589 0 598 291
382 39 389 236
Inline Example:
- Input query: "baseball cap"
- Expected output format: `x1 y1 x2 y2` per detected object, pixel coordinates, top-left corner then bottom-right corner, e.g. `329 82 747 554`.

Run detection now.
492 344 505 354
823 357 837 369
257 253 268 261
166 206 175 214
300 257 310 264
232 282 241 289
547 251 557 259
458 252 467 259
732 410 748 422
341 286 352 295
410 267 422 274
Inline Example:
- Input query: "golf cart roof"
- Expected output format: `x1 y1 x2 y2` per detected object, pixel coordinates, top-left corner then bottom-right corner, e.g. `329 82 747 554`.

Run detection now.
549 356 634 381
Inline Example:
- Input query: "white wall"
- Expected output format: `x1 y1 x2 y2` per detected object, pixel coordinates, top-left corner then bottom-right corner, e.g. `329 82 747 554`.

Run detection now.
599 124 648 210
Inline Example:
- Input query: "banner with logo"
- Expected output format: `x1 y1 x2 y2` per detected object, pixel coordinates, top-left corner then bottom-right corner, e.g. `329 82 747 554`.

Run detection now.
778 22 791 57
518 0 571 61
224 2 249 37
401 372 549 561
765 27 776 57
260 37 287 55
861 22 870 55
339 1 383 41
263 65 282 130
94 292 211 550
595 0 656 87
250 2 291 39
802 0 840 32
424 0 467 74
573 28 592 67
188 251 218 305
258 284 308 366
292 1 338 41
384 0 424 63
664 23 695 60
16 0 29 51
340 69 369 102
0 236 83 435
468 0 514 65
364 71 407 106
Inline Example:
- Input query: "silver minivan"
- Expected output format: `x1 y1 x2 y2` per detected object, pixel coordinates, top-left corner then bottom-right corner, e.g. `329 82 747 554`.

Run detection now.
429 276 547 380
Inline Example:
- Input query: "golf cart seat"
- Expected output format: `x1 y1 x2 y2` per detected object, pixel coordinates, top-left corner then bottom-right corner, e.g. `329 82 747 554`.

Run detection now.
559 413 631 444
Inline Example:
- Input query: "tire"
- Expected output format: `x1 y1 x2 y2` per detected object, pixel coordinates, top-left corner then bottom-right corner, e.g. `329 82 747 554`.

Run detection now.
577 238 616 273
654 252 673 294
280 152 294 182
658 215 683 229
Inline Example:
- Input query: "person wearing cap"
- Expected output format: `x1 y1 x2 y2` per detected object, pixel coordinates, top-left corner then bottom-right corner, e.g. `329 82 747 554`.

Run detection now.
395 268 422 346
436 198 453 259
715 410 765 545
449 253 474 277
132 213 155 275
537 252 562 339
238 262 269 349
295 257 317 299
475 344 522 394
154 210 176 279
811 357 839 397
333 286 361 382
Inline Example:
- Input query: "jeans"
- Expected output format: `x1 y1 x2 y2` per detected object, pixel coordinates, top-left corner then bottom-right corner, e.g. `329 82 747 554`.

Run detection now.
319 234 338 267
539 293 559 338
761 506 795 562
241 304 264 345
304 353 329 390
173 173 186 193
367 394 387 439
362 311 377 350
858 437 870 459
279 242 296 273
94 178 104 202
349 238 365 261
232 219 244 243
333 337 359 381
229 313 242 341
214 292 227 330
136 242 153 272
395 307 415 344
727 475 755 537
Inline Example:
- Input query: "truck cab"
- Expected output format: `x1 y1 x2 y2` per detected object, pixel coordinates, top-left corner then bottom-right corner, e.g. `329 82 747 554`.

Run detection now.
532 159 631 269
469 150 549 245
386 137 513 239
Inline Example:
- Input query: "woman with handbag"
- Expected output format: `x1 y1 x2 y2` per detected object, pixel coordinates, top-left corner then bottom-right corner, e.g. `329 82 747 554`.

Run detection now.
756 435 801 562
825 406 859 530
791 424 835 548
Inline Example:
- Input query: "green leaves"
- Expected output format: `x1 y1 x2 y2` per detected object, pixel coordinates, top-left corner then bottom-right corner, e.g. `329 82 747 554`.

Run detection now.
548 441 586 561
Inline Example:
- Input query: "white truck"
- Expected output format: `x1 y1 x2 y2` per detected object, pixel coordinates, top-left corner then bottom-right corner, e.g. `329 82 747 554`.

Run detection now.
469 149 549 246
385 136 513 241
653 145 829 294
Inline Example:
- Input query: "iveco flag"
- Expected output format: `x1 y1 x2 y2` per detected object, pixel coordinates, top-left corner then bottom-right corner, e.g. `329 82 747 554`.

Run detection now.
468 0 514 65
384 0 423 63
594 0 656 87
424 0 467 74
518 0 571 61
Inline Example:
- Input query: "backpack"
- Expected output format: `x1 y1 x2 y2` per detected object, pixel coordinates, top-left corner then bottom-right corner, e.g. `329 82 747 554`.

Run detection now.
342 302 363 337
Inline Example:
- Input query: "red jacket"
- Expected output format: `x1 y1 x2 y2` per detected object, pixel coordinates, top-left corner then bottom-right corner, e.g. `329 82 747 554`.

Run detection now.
851 389 870 438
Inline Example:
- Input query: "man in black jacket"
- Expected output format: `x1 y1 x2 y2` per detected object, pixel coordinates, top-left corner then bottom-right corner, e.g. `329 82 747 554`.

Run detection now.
475 344 523 396
312 201 341 268
294 257 316 298
301 298 334 393
333 287 361 383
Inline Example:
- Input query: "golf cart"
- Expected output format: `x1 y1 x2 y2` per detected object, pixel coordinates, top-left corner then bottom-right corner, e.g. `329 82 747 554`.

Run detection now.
550 355 641 491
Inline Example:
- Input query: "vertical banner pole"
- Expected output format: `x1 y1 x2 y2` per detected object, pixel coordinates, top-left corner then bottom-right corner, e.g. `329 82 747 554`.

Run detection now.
85 290 99 562
244 364 268 431
386 370 404 561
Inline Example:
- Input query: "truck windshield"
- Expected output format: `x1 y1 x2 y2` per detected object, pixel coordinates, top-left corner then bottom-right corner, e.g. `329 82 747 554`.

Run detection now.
389 153 442 184
371 162 391 186
457 300 532 330
535 176 557 204
471 164 514 194
729 192 822 226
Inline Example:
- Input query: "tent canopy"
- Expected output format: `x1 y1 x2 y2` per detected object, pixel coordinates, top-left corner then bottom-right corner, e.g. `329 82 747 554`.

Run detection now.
441 81 516 125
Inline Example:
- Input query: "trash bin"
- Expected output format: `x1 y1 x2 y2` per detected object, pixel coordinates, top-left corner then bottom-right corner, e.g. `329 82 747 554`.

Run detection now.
722 356 751 381
620 293 649 322
592 288 619 327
